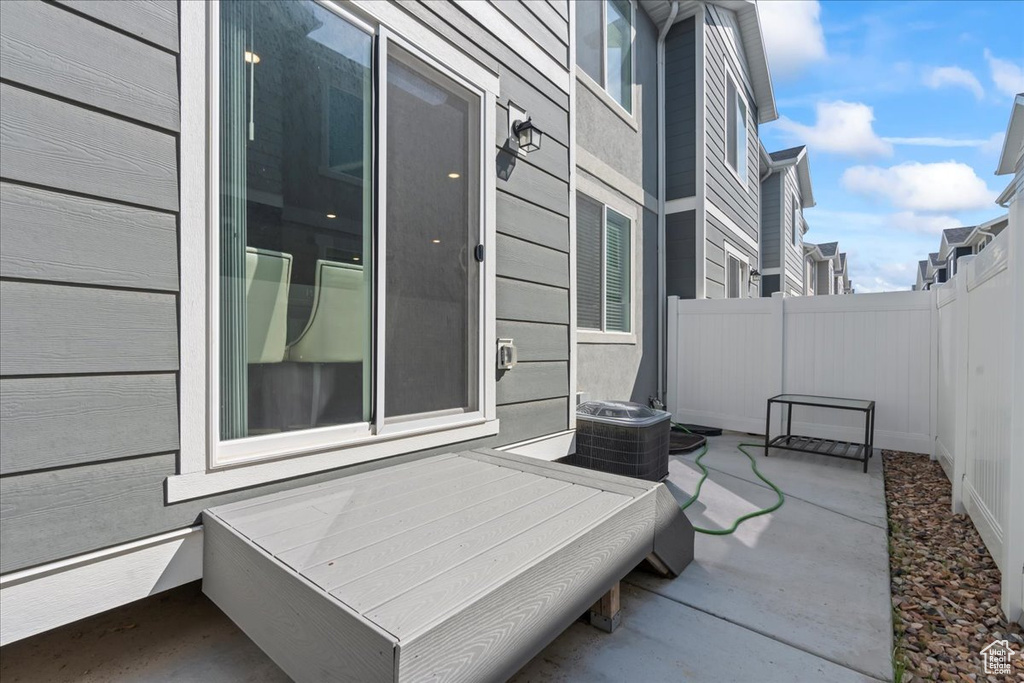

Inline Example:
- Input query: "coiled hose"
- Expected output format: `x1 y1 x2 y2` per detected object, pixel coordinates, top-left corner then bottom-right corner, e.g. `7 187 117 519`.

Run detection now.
672 424 785 535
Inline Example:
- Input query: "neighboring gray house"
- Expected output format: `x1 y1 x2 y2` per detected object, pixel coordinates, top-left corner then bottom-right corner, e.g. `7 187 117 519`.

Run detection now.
657 0 777 301
0 0 581 645
803 241 842 295
914 259 930 291
759 144 815 297
939 226 977 280
939 216 1010 279
927 252 947 287
837 252 853 294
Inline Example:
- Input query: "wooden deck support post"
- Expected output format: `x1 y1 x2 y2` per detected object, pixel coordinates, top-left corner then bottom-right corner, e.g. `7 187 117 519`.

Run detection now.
588 581 621 633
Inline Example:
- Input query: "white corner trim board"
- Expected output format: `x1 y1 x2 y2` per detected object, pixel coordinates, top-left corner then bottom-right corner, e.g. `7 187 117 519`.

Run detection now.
498 429 576 461
706 201 759 252
0 527 203 646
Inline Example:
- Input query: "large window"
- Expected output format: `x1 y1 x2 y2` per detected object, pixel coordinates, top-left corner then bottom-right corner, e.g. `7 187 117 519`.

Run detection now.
725 73 747 184
578 194 632 333
576 0 633 114
211 0 491 465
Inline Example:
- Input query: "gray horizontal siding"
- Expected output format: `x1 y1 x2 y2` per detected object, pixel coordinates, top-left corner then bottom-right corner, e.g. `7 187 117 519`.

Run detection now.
54 0 179 52
496 321 568 362
488 0 567 66
0 83 178 211
760 173 781 269
0 281 178 375
0 182 178 291
497 153 569 217
522 0 568 37
783 167 805 286
497 191 569 252
498 278 569 324
496 361 568 405
705 215 758 299
665 17 696 199
0 0 178 131
403 0 569 110
703 8 759 244
496 234 570 289
0 374 178 475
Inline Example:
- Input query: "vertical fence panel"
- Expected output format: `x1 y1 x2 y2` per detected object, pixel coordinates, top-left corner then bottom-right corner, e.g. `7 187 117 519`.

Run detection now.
934 280 958 484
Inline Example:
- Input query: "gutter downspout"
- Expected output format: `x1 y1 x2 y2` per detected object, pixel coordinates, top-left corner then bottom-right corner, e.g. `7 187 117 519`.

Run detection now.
976 225 997 247
656 0 679 407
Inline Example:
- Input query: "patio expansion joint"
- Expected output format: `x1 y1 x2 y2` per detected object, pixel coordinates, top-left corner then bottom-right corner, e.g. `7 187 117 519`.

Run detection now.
681 457 889 531
624 580 892 683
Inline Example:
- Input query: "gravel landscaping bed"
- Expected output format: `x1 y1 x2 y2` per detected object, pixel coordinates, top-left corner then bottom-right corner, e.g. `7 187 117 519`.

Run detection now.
884 451 1024 682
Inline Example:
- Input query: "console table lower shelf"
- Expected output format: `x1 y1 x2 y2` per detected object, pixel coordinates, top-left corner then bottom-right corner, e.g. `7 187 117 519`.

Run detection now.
766 434 872 472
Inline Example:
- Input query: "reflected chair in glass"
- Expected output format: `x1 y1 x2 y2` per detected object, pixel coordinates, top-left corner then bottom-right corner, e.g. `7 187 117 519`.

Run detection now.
245 247 293 364
286 259 366 426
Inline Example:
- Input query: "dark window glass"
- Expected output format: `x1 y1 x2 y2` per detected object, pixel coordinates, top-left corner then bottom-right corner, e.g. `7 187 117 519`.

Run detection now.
219 0 372 439
384 44 481 419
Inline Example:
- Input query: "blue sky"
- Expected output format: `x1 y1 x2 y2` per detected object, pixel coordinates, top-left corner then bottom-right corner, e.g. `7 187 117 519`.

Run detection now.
756 0 1024 291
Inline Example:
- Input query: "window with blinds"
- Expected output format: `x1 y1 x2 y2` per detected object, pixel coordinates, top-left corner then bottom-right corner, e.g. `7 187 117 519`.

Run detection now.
576 193 631 333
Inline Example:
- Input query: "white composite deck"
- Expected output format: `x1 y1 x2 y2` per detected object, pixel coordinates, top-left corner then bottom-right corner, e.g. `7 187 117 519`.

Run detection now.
202 449 694 683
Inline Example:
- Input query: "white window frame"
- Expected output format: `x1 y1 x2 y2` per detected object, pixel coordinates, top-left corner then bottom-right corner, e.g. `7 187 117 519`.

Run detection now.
724 65 748 189
575 0 636 124
576 185 637 344
723 242 749 298
791 197 799 246
174 0 499 500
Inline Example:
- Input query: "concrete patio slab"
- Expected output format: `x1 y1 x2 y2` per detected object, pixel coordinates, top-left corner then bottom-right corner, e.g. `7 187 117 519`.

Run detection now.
693 432 888 528
509 582 878 683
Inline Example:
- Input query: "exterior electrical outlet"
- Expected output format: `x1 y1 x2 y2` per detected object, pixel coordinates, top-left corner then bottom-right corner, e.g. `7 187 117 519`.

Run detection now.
497 338 517 370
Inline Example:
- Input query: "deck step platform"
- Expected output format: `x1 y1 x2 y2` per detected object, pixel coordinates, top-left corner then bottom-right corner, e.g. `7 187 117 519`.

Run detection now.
203 448 694 682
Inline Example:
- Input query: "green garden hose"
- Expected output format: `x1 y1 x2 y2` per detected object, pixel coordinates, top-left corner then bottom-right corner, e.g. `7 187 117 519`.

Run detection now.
672 423 785 535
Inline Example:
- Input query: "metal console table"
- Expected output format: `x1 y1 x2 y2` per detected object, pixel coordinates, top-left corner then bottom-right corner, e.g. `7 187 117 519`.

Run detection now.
764 394 875 473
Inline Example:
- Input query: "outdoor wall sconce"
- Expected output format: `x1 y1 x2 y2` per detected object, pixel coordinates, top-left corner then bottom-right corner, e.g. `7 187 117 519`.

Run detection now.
512 118 543 154
508 100 543 156
749 269 761 287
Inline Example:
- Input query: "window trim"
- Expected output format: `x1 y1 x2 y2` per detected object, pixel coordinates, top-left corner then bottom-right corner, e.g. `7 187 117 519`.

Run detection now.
175 0 499 492
576 186 637 344
723 64 749 189
723 241 749 298
576 0 636 123
791 197 799 246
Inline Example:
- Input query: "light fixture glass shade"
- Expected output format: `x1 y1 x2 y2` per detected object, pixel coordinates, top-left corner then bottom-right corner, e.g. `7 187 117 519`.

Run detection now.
512 118 542 153
749 269 761 286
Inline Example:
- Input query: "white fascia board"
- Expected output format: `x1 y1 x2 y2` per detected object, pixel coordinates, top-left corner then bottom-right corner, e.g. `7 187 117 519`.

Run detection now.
995 93 1024 176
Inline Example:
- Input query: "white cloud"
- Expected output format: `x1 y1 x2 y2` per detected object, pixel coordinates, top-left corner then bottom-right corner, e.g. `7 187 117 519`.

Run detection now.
882 132 1002 149
887 211 962 235
841 161 998 212
984 49 1024 98
775 101 892 157
923 66 984 100
758 1 827 79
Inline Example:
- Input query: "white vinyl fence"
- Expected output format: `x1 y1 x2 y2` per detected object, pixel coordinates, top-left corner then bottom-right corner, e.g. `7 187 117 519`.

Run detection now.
667 219 1023 622
666 291 933 453
934 219 1024 624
